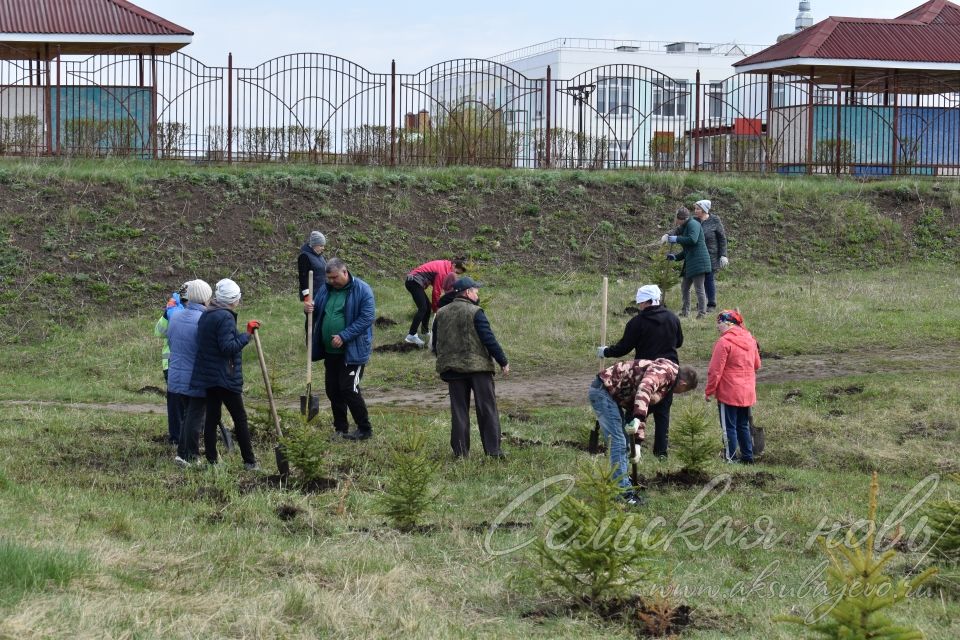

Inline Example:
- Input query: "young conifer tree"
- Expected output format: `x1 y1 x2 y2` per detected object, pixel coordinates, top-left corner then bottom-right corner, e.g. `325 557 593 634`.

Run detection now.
645 247 680 309
377 433 438 532
925 473 960 564
779 472 937 640
672 403 716 474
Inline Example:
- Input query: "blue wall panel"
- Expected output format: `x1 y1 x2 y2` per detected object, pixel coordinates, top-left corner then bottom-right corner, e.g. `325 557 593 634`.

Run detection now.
50 86 153 156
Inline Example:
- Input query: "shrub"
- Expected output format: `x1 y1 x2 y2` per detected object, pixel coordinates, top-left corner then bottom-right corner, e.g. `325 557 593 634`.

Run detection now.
376 433 439 532
533 459 657 606
778 472 937 640
672 403 716 474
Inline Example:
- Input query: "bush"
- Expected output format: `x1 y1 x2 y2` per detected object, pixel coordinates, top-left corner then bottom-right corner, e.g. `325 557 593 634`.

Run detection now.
376 433 438 532
533 459 657 606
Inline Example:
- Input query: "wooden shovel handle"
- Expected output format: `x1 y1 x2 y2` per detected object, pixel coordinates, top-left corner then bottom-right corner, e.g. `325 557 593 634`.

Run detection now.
306 271 314 386
252 329 283 440
599 276 608 374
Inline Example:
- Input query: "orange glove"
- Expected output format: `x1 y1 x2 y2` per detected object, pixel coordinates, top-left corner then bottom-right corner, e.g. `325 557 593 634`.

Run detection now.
246 320 261 334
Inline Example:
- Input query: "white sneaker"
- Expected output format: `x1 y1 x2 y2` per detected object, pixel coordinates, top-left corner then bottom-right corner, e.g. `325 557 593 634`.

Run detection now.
404 334 425 347
173 456 192 468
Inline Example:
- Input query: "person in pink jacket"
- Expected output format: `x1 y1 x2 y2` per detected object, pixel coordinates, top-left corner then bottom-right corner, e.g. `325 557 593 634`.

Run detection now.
404 258 466 347
705 309 761 463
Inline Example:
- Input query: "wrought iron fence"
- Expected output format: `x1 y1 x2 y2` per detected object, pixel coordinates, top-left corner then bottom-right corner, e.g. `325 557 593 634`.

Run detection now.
3 45 960 175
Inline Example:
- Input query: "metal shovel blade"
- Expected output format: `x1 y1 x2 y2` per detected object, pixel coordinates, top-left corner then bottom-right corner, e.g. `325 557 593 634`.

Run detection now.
300 392 321 423
588 420 601 454
219 422 234 453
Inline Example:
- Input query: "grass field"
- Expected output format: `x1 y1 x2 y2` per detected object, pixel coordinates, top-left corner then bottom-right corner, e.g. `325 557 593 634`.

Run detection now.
1 266 959 639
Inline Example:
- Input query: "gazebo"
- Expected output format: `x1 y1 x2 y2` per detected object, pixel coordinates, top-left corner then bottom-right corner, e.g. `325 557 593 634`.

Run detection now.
732 0 960 175
0 0 192 156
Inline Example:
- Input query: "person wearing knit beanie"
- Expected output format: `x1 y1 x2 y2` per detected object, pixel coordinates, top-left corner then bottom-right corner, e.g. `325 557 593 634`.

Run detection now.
184 279 212 306
215 279 241 306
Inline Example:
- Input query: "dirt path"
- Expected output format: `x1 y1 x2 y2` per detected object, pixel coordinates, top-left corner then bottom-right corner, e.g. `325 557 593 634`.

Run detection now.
5 346 959 415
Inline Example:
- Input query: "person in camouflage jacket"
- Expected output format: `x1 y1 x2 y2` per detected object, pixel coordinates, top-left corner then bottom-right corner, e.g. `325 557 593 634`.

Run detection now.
589 358 698 491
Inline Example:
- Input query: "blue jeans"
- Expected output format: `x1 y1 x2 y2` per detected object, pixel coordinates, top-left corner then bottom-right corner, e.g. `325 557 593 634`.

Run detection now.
588 378 631 489
704 270 716 308
719 402 753 462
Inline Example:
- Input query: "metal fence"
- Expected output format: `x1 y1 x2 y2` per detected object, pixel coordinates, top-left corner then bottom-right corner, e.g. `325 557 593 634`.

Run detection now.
3 45 960 175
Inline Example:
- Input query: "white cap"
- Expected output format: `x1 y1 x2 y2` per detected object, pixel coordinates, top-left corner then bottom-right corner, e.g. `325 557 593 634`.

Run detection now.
635 284 662 305
695 199 712 214
215 278 241 305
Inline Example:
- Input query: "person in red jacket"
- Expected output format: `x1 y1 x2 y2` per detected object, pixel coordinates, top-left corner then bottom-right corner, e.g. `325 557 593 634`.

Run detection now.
705 310 761 463
404 258 466 347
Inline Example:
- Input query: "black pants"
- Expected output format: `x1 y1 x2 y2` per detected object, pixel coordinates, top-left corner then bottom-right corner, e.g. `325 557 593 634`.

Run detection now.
405 278 431 335
447 373 502 457
324 354 371 433
204 387 256 465
177 396 206 461
651 391 674 458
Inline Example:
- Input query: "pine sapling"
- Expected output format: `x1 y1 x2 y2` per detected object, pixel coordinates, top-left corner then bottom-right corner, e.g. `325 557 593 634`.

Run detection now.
644 247 680 308
778 472 938 640
673 403 716 475
925 473 960 564
533 459 658 607
377 433 439 532
281 425 330 485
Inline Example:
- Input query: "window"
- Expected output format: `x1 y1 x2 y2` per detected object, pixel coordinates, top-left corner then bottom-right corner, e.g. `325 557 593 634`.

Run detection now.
654 80 688 117
772 82 788 108
707 82 724 119
597 78 633 116
607 140 631 167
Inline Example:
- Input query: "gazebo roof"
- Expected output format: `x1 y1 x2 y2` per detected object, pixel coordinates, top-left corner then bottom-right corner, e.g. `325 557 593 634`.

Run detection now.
734 0 960 89
0 0 193 58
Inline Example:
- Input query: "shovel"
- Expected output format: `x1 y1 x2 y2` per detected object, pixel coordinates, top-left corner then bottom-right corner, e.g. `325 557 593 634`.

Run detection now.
300 271 320 422
252 328 290 479
588 276 608 454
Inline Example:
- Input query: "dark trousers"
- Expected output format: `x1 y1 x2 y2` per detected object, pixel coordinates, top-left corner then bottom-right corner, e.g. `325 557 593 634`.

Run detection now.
177 396 205 461
650 391 674 458
204 387 256 465
447 373 502 457
406 278 431 335
163 369 184 444
324 354 371 433
705 270 716 308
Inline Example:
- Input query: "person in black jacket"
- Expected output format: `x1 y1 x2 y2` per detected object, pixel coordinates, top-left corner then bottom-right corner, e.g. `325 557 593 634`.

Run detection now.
192 278 260 469
596 284 683 458
297 231 327 338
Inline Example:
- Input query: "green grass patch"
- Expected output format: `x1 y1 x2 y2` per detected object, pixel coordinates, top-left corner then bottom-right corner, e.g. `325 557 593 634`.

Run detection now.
0 540 89 607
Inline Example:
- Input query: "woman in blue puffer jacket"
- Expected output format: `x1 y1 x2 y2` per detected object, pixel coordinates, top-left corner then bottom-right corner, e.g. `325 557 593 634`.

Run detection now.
191 279 260 469
167 279 212 465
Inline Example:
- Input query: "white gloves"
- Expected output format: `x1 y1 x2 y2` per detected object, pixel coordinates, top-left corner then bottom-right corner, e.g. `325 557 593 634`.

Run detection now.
659 234 669 245
597 346 607 359
624 418 641 435
719 256 729 268
668 235 678 243
631 443 642 463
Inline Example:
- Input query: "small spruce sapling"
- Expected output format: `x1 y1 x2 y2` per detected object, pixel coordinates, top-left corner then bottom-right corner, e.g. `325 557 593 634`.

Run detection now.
533 459 658 607
778 472 937 640
672 403 716 475
644 246 680 308
925 473 960 564
281 425 330 485
377 433 439 532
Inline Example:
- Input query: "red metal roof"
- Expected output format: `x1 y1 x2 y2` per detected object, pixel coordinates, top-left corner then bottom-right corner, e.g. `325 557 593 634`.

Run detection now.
736 0 960 67
0 0 192 36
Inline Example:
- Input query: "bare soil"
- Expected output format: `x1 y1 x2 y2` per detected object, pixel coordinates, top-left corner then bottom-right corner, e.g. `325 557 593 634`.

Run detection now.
5 345 960 415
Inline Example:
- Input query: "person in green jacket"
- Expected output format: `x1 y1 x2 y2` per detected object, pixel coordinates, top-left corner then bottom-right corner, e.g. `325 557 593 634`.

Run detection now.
662 207 711 319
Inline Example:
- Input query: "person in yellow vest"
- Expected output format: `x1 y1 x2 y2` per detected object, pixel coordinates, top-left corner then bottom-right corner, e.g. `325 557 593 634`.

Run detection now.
431 277 509 458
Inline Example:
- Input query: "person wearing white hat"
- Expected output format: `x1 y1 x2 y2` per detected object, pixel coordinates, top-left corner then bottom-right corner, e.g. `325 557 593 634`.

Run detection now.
596 283 684 458
691 200 728 312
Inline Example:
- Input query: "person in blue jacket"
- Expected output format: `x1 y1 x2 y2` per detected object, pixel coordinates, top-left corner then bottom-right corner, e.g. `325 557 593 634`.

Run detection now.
303 258 376 440
191 279 260 469
154 284 186 444
167 279 213 466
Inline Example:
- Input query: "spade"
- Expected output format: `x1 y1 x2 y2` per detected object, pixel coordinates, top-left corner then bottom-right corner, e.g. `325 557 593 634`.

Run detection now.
251 327 290 479
300 271 320 422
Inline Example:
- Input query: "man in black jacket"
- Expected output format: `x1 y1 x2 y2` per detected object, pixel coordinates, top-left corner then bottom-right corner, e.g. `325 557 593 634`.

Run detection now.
597 284 683 458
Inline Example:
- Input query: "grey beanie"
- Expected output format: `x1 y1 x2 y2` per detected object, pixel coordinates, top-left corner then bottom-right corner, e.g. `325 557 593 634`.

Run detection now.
308 231 326 247
215 278 241 305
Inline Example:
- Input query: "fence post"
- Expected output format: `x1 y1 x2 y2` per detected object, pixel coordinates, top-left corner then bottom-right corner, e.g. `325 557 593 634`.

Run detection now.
151 47 158 160
545 65 551 168
44 44 52 155
835 75 842 176
765 73 773 176
805 69 814 174
693 70 701 171
390 59 396 166
227 52 233 164
55 45 61 156
891 70 899 174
